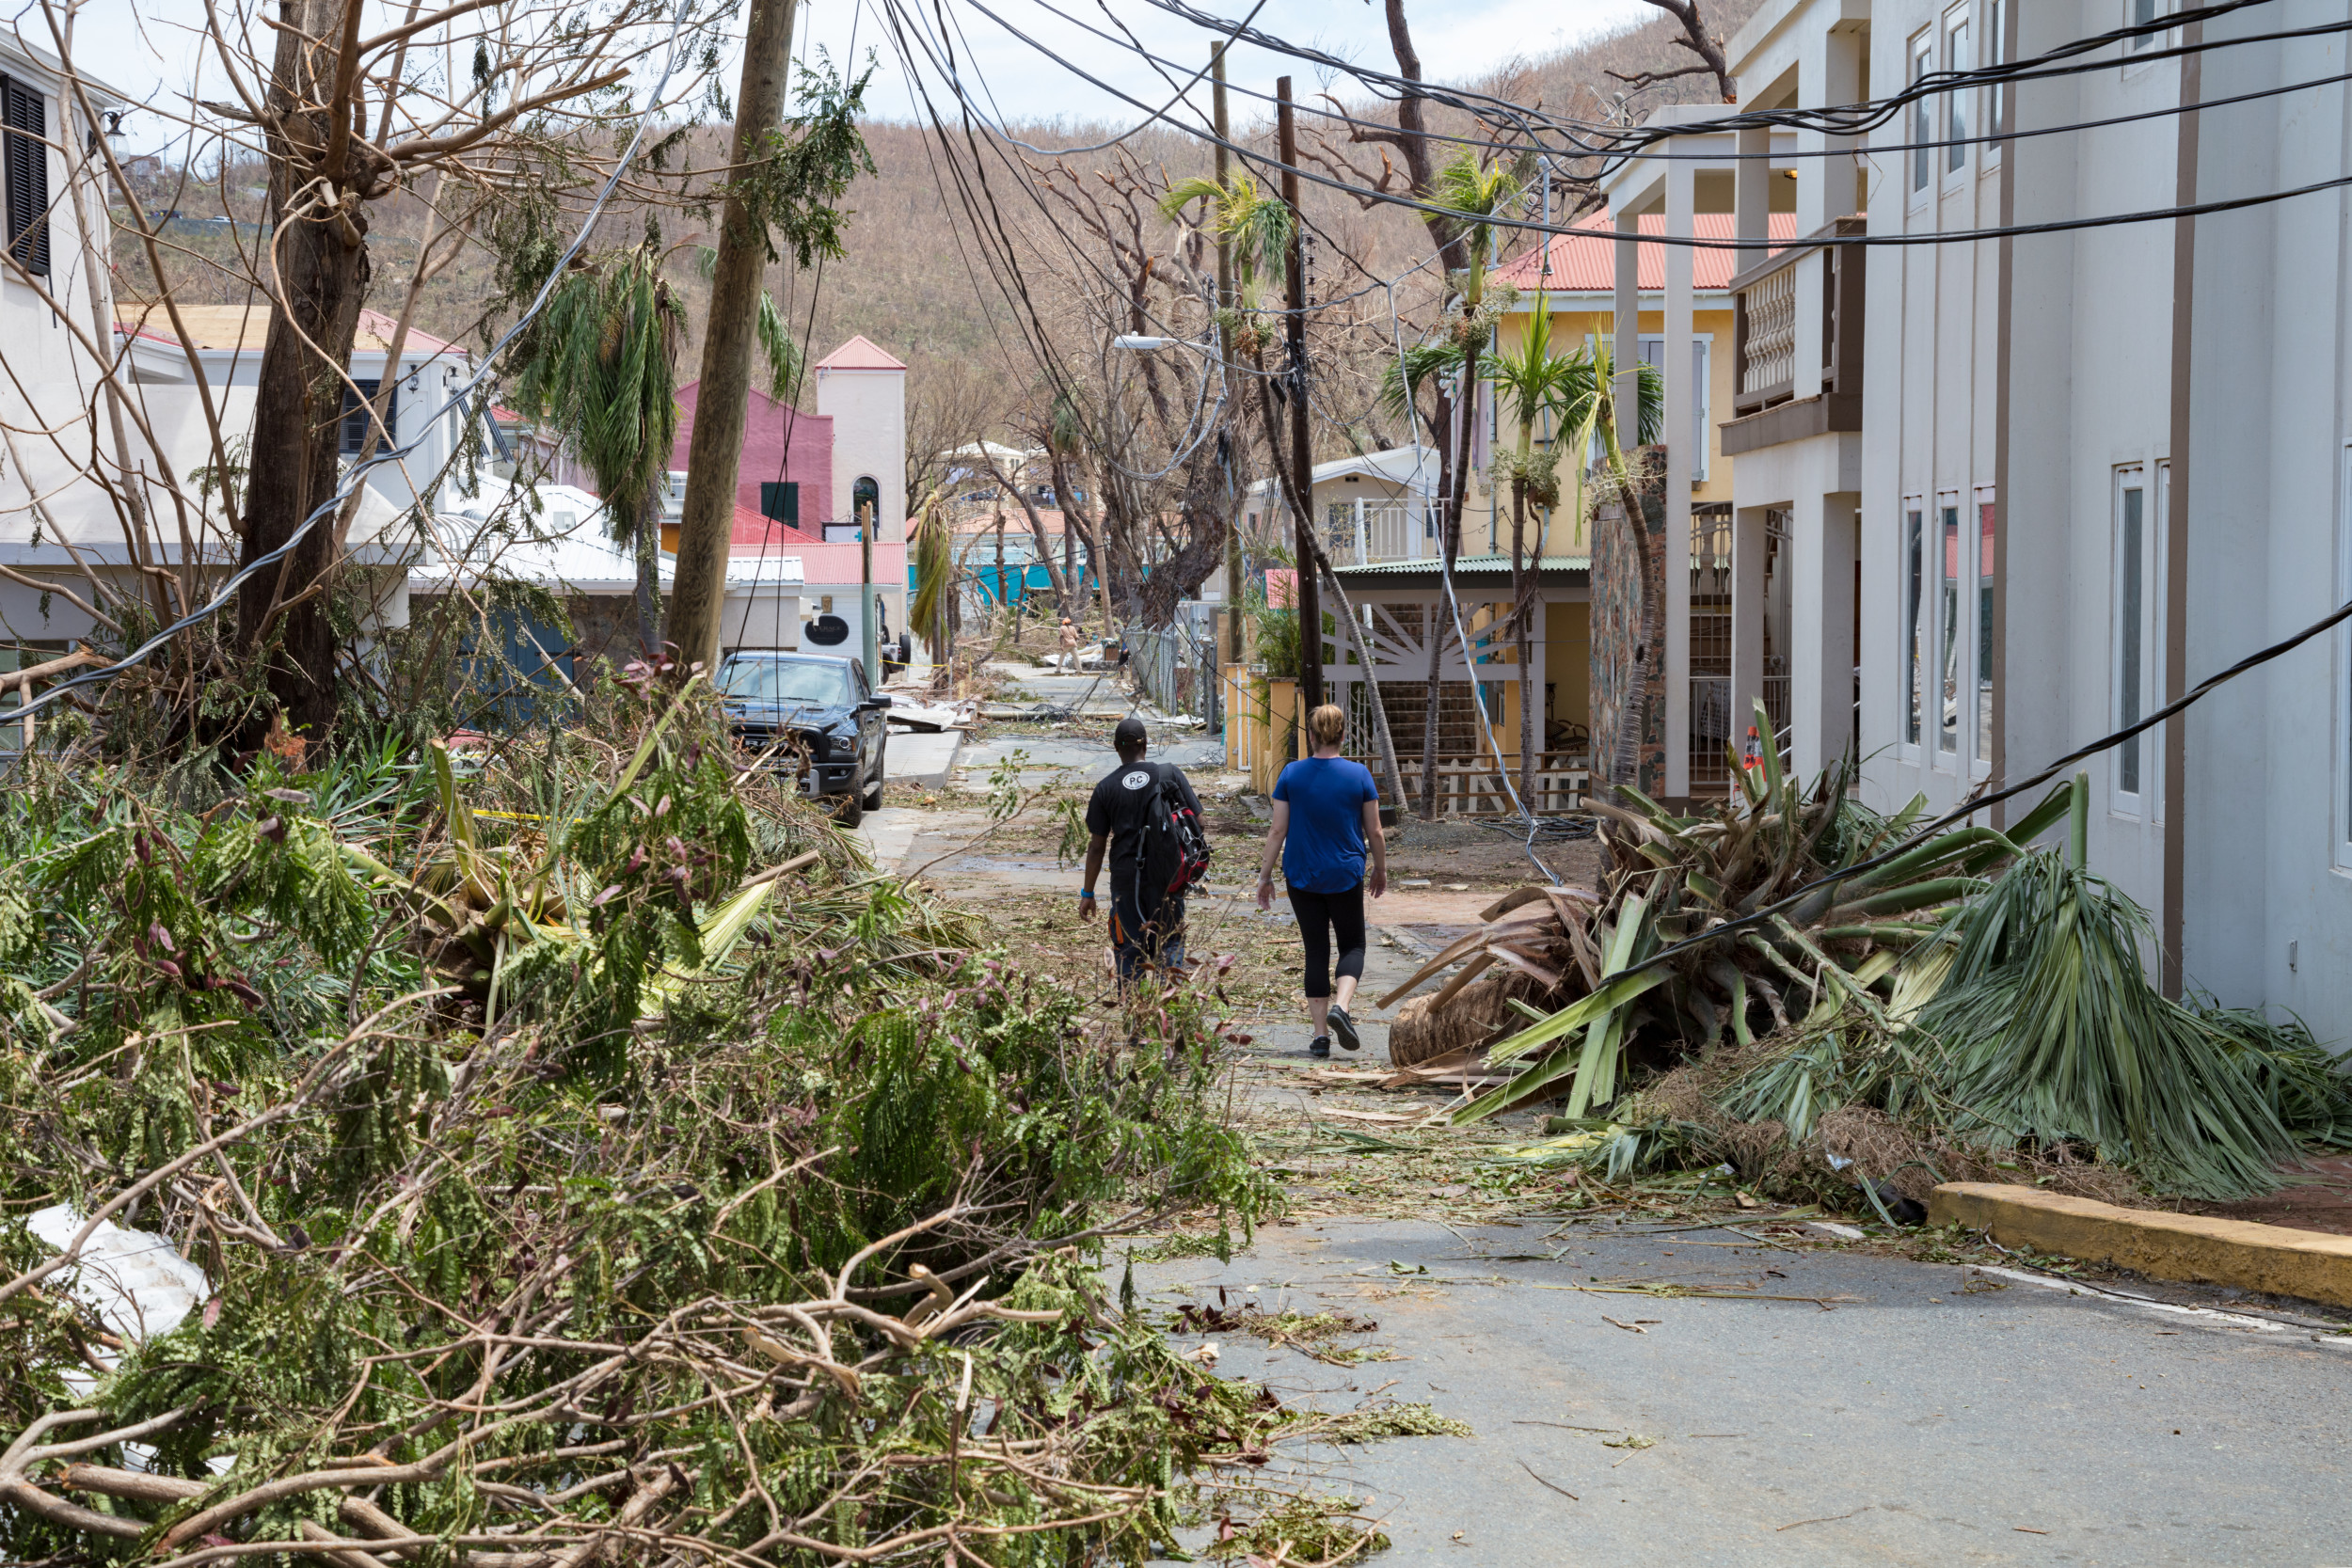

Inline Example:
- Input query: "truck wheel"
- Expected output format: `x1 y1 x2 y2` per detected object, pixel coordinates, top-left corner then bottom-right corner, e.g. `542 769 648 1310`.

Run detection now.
833 788 865 828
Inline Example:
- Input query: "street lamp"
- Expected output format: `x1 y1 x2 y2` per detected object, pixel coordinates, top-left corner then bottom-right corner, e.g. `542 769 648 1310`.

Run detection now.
1111 334 1213 353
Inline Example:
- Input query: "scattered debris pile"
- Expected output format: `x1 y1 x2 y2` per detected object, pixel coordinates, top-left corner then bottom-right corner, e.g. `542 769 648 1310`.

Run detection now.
0 676 1273 1565
1381 714 2352 1204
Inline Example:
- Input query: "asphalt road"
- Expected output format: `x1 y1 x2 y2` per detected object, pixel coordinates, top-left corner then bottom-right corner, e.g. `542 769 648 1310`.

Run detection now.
1137 1216 2352 1566
865 743 2352 1564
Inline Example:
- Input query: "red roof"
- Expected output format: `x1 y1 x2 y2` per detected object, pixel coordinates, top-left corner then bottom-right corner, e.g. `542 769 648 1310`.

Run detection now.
358 308 461 359
732 506 804 548
1489 213 1799 295
812 334 906 372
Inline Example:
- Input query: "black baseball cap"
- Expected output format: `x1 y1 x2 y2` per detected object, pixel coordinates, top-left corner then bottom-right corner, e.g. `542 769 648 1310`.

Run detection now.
1113 716 1149 749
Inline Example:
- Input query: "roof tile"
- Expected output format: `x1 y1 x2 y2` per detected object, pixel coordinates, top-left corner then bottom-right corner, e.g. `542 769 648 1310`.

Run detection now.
1489 212 1799 295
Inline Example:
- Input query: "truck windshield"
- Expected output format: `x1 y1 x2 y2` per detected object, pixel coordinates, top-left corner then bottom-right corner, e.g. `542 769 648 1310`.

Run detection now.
718 658 852 705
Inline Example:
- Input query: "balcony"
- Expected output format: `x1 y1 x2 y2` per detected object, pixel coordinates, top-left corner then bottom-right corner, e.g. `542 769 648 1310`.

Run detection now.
1721 216 1866 454
1324 498 1440 565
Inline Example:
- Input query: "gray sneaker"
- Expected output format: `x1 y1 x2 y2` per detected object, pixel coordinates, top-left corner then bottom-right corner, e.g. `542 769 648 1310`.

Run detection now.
1308 1035 1330 1059
1327 1006 1360 1053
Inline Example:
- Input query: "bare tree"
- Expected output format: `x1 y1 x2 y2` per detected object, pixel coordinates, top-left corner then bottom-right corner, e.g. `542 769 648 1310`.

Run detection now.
1609 0 1739 102
1021 151 1248 631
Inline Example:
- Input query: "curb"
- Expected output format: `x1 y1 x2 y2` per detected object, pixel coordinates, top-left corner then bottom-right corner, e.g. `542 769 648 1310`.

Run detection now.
1929 1181 2352 1309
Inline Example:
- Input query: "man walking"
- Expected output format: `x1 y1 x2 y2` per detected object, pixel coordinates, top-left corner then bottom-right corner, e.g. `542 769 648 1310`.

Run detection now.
1079 716 1204 985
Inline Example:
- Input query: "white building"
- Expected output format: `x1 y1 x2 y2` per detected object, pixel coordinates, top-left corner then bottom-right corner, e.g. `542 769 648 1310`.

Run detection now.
0 40 453 655
1623 0 2352 1017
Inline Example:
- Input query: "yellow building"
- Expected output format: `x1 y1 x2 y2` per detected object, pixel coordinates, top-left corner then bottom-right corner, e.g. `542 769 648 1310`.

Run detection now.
1316 214 1795 808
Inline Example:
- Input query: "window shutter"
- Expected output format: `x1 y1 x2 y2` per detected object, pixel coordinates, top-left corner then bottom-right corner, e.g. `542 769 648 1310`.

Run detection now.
759 481 799 525
1 76 49 277
339 379 395 456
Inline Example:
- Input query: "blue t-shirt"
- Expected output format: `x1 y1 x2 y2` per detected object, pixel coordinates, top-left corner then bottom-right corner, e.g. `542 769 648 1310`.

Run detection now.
1273 756 1379 894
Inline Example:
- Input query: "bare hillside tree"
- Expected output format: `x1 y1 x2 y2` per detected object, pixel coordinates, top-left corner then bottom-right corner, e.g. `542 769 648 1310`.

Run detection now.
1023 151 1249 631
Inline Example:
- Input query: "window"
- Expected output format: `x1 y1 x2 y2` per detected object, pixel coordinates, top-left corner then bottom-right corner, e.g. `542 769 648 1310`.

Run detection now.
850 475 881 532
1693 338 1711 480
1975 488 1996 769
2130 0 2159 48
2112 467 2155 810
759 481 799 525
1938 498 1962 756
1910 32 1935 195
0 75 49 277
1637 336 1711 480
1946 17 1971 175
1987 0 2008 150
1903 501 1926 746
338 379 396 457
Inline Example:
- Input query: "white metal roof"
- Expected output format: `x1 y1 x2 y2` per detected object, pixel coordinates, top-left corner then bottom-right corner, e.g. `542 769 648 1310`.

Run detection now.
1244 446 1443 500
418 479 803 594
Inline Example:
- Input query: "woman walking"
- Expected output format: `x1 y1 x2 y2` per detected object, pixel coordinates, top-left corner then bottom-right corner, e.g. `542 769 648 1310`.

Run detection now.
1255 704 1388 1058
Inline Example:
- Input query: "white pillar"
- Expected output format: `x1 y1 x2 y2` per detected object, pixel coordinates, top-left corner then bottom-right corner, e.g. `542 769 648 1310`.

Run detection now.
1735 125 1771 246
1613 207 1641 445
1730 506 1768 753
1795 30 1863 401
1664 156 1695 798
1791 491 1859 778
1355 496 1368 563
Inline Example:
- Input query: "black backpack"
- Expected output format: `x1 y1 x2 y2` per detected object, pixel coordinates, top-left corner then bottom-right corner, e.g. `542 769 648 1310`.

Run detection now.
1137 763 1212 913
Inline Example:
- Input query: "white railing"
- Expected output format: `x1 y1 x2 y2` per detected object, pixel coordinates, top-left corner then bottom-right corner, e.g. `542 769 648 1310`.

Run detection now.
1740 265 1797 399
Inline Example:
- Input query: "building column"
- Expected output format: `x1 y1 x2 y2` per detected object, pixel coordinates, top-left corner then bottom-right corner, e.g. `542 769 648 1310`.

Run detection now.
1730 506 1768 757
1793 28 1863 402
1664 156 1695 798
1790 491 1859 779
1735 125 1771 247
1613 207 1641 445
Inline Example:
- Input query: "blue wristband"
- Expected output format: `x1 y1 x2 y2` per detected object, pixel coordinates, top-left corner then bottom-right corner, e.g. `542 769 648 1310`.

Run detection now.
1079 890 1095 901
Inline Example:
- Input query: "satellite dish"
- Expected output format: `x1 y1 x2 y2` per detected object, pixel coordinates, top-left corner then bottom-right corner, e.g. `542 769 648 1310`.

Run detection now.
805 613 850 646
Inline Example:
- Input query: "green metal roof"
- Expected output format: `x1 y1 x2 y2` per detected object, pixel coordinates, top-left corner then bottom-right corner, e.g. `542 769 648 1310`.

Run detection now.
1329 552 1591 581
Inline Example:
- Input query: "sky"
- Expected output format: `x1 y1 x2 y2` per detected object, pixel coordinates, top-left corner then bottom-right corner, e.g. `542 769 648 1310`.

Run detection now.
40 0 1656 161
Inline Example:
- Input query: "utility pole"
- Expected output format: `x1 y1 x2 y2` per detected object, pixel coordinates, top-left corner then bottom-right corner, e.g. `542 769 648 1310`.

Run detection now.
667 0 800 674
862 499 878 685
1277 77 1323 711
1215 44 1243 671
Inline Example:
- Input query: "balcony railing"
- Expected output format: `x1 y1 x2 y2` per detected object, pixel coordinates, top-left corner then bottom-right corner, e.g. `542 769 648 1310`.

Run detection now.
1730 216 1867 418
1324 498 1438 564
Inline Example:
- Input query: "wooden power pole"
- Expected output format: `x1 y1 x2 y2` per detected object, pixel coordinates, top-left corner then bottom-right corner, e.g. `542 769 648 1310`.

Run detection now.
1277 77 1322 711
1215 44 1243 671
667 0 800 674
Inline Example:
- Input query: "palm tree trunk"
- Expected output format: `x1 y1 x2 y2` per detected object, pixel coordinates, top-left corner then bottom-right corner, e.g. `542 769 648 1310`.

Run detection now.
1417 384 1456 821
634 491 662 655
1513 483 1535 812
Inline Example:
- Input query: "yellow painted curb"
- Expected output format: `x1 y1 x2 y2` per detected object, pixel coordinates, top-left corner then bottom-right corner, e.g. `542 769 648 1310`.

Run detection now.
1929 1181 2352 1308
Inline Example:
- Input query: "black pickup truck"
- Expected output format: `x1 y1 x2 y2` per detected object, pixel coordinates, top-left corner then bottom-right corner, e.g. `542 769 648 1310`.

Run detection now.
714 652 889 824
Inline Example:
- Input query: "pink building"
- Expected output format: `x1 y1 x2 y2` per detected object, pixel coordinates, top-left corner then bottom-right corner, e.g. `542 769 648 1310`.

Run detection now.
670 385 833 529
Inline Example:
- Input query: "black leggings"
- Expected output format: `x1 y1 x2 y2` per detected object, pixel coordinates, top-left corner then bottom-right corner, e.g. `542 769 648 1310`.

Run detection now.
1286 883 1367 1000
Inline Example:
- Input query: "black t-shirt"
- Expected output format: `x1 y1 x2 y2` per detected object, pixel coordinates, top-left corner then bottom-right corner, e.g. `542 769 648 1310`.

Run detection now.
1086 758 1203 900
